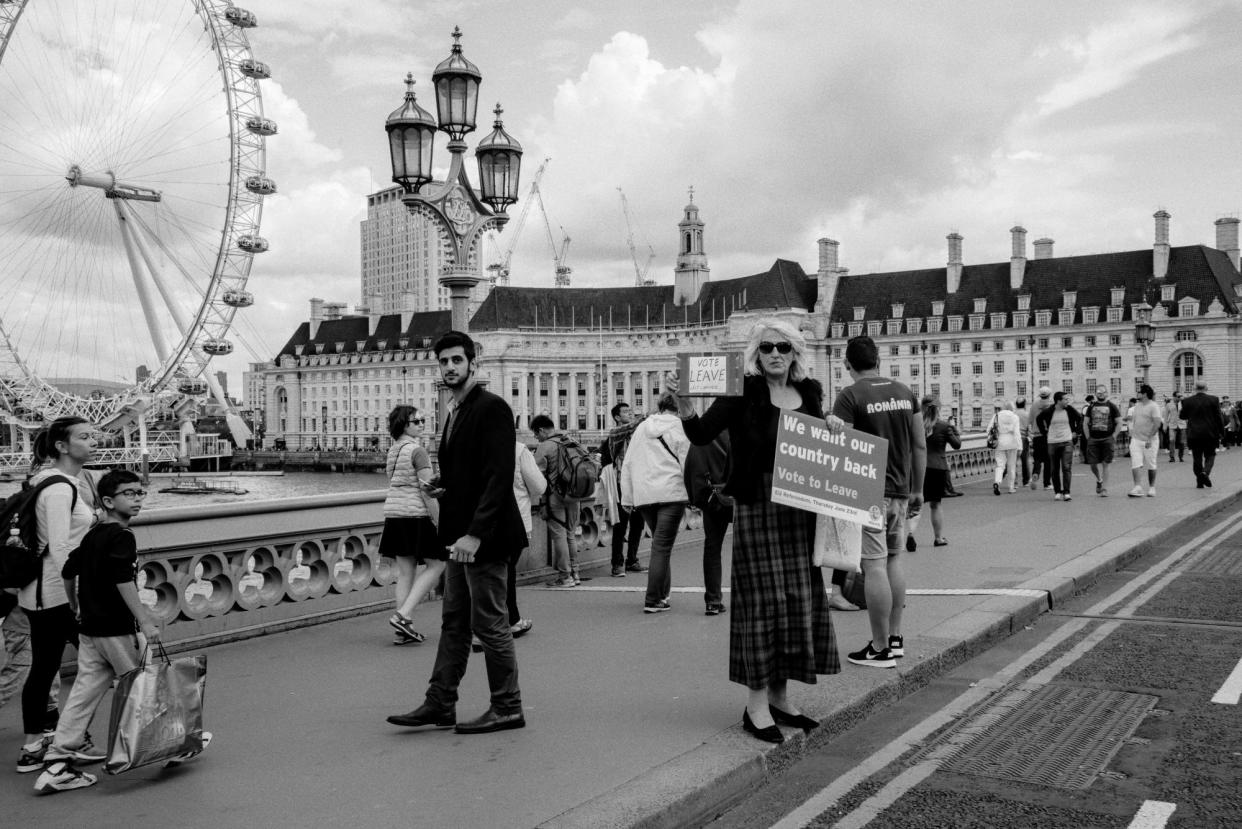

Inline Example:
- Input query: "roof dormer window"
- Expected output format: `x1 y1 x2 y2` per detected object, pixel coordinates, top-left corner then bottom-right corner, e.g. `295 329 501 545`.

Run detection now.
1179 298 1198 317
1110 287 1125 306
1062 291 1076 309
853 306 866 321
931 300 945 317
973 298 987 314
1017 294 1031 311
891 303 904 318
1161 284 1175 303
1035 310 1052 327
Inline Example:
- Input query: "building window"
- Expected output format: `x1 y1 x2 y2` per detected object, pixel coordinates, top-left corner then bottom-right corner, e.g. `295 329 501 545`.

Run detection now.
972 341 983 353
1062 291 1077 309
1161 285 1176 302
1175 330 1197 341
910 365 920 377
890 345 901 356
891 303 904 318
990 313 1006 330
1061 337 1073 348
886 319 902 335
1109 334 1121 346
1038 359 1050 373
951 341 962 353
931 301 945 316
1038 337 1049 349
832 347 843 358
1016 338 1027 350
1012 311 1030 328
1085 357 1098 371
1085 335 1097 347
1061 358 1073 372
927 318 943 333
972 381 984 397
1107 307 1123 323
1016 359 1027 373
1110 377 1122 395
853 306 866 321
931 343 941 354
930 383 940 397
971 407 982 428
972 362 983 376
951 363 962 376
1111 287 1126 305
1109 355 1122 370
891 365 900 376
1082 308 1099 325
993 340 1005 351
848 322 863 337
993 361 1004 373
994 381 1005 397
973 298 987 313
1058 309 1075 326
907 318 923 334
1035 310 1052 327
948 316 963 332
931 364 941 376
867 321 883 337
1062 379 1074 394
1017 294 1031 311
1016 380 1027 397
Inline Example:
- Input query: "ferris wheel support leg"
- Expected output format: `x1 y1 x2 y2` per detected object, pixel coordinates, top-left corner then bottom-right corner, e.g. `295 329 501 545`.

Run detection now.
115 200 193 334
113 200 170 362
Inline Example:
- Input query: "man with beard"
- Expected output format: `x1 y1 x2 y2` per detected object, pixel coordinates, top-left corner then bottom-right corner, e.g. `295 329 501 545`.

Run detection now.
387 330 526 734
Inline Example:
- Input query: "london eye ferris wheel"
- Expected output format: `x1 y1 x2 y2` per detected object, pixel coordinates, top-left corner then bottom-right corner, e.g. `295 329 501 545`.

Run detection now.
0 0 275 433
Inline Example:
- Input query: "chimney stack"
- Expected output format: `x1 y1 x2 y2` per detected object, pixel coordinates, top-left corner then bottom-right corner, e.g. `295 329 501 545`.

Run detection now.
401 290 417 333
366 291 383 336
1215 216 1240 271
946 232 963 294
1033 237 1055 259
815 238 842 317
1010 225 1027 290
1153 209 1171 279
309 297 324 339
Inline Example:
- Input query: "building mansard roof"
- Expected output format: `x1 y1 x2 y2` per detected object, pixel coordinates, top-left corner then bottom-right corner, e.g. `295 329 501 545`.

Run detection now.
830 244 1240 325
276 310 451 358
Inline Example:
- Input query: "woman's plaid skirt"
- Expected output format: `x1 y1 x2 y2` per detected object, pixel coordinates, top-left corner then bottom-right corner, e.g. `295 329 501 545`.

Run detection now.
729 498 840 689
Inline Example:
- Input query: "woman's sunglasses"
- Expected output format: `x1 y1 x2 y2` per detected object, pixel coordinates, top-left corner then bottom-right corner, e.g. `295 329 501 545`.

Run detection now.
758 341 793 355
410 417 426 425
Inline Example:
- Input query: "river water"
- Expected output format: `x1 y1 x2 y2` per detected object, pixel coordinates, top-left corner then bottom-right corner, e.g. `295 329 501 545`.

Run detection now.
0 471 388 510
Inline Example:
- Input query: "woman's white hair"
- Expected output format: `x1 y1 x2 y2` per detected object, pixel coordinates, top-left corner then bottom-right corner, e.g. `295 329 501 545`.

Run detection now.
743 317 809 382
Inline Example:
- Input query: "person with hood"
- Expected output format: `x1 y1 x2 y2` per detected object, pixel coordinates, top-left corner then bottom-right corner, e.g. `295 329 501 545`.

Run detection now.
621 394 690 614
988 400 1023 494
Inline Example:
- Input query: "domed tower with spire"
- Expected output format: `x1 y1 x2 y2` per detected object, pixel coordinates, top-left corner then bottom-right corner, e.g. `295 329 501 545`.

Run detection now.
674 187 710 305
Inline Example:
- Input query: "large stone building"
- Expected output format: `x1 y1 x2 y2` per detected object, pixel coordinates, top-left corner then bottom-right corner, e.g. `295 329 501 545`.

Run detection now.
249 202 1242 449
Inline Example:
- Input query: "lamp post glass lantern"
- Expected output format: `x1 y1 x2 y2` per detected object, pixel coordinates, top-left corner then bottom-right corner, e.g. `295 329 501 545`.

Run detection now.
384 26 522 332
1134 300 1154 384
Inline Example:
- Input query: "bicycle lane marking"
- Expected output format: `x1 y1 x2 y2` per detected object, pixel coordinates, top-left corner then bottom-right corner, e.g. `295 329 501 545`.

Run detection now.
1126 800 1177 828
1210 656 1242 704
768 509 1242 829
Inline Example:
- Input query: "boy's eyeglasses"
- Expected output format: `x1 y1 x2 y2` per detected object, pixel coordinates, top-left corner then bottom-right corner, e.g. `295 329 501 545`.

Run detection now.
758 341 793 355
116 488 148 499
410 417 426 425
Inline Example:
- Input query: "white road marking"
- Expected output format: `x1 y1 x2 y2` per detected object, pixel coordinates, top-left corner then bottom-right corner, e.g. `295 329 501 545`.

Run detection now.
768 511 1242 829
548 586 1045 597
1127 800 1177 828
1210 655 1242 705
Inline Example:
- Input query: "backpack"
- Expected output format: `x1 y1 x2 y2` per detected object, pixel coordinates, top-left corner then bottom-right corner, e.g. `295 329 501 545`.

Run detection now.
986 417 999 450
551 435 600 499
0 475 80 596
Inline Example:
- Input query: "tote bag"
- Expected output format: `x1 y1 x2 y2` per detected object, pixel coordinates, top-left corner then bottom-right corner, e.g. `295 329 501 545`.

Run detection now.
812 513 862 573
106 643 207 774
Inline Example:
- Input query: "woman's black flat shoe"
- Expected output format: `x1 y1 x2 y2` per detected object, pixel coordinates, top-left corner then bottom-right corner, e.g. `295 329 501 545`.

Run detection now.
742 709 784 744
769 705 819 731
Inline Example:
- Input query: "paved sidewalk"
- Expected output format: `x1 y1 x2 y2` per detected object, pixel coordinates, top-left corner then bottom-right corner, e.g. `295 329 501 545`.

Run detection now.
2 452 1239 827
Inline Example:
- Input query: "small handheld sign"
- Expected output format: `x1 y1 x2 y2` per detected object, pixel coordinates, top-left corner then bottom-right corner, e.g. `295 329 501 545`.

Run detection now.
676 352 744 397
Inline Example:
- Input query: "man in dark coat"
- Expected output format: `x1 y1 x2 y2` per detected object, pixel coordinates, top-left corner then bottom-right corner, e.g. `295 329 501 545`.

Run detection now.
387 330 526 734
1180 379 1226 488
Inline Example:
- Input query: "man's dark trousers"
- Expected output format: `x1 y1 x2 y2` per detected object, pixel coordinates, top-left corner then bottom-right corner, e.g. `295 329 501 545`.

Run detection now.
700 504 729 608
426 560 521 715
1031 435 1050 486
1189 438 1217 485
611 508 644 569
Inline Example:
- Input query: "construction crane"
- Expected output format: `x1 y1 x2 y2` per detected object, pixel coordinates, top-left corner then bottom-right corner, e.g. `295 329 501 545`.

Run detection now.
535 184 572 287
618 187 656 286
487 158 549 286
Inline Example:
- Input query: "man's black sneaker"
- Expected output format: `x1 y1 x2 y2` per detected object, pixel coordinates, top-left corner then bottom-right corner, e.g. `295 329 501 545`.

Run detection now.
643 600 671 613
626 562 648 573
704 603 726 616
1096 480 1103 494
611 566 625 577
16 736 50 773
33 761 96 794
888 635 905 658
905 535 917 552
847 642 896 668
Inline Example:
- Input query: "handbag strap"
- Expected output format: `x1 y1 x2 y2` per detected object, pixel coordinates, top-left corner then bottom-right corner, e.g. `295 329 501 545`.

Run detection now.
656 434 679 463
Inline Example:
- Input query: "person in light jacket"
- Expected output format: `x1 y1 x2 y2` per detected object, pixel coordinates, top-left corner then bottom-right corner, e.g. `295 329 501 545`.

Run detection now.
988 401 1022 494
620 394 689 614
507 441 545 637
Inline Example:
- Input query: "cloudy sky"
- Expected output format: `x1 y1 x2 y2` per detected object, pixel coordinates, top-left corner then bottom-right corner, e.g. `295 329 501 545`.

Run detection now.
10 0 1240 397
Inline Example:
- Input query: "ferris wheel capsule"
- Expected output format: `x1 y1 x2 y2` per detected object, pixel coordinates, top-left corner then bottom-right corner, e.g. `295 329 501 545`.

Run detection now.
223 289 255 308
246 116 278 136
225 7 257 28
245 175 277 195
237 234 268 253
178 379 209 395
201 338 234 356
238 58 270 80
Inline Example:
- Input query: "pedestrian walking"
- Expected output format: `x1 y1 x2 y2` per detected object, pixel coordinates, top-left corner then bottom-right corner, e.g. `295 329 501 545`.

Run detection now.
35 470 210 794
1165 392 1186 461
988 401 1022 494
1127 384 1163 498
532 415 586 588
1083 386 1122 496
1180 380 1225 488
828 336 926 672
378 405 442 645
620 394 690 614
669 317 838 744
505 440 543 638
598 402 647 578
1015 397 1031 487
684 432 732 616
907 398 958 547
387 331 526 735
13 418 99 775
1036 391 1082 501
1029 386 1054 490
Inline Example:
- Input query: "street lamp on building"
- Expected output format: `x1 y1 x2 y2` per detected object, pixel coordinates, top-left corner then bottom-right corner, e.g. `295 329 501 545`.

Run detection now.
1027 334 1036 397
1134 300 1154 384
384 27 523 333
919 340 928 398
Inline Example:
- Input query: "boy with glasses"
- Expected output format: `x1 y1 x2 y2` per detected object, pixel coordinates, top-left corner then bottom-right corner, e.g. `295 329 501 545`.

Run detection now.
35 470 208 794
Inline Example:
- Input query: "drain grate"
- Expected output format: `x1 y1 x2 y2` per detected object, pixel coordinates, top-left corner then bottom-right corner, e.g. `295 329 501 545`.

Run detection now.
1185 544 1242 576
911 684 1157 789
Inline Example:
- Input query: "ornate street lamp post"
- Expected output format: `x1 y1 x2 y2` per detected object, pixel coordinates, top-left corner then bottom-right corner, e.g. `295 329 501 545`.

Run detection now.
1134 300 1154 385
1027 334 1036 398
385 27 523 333
919 340 927 399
